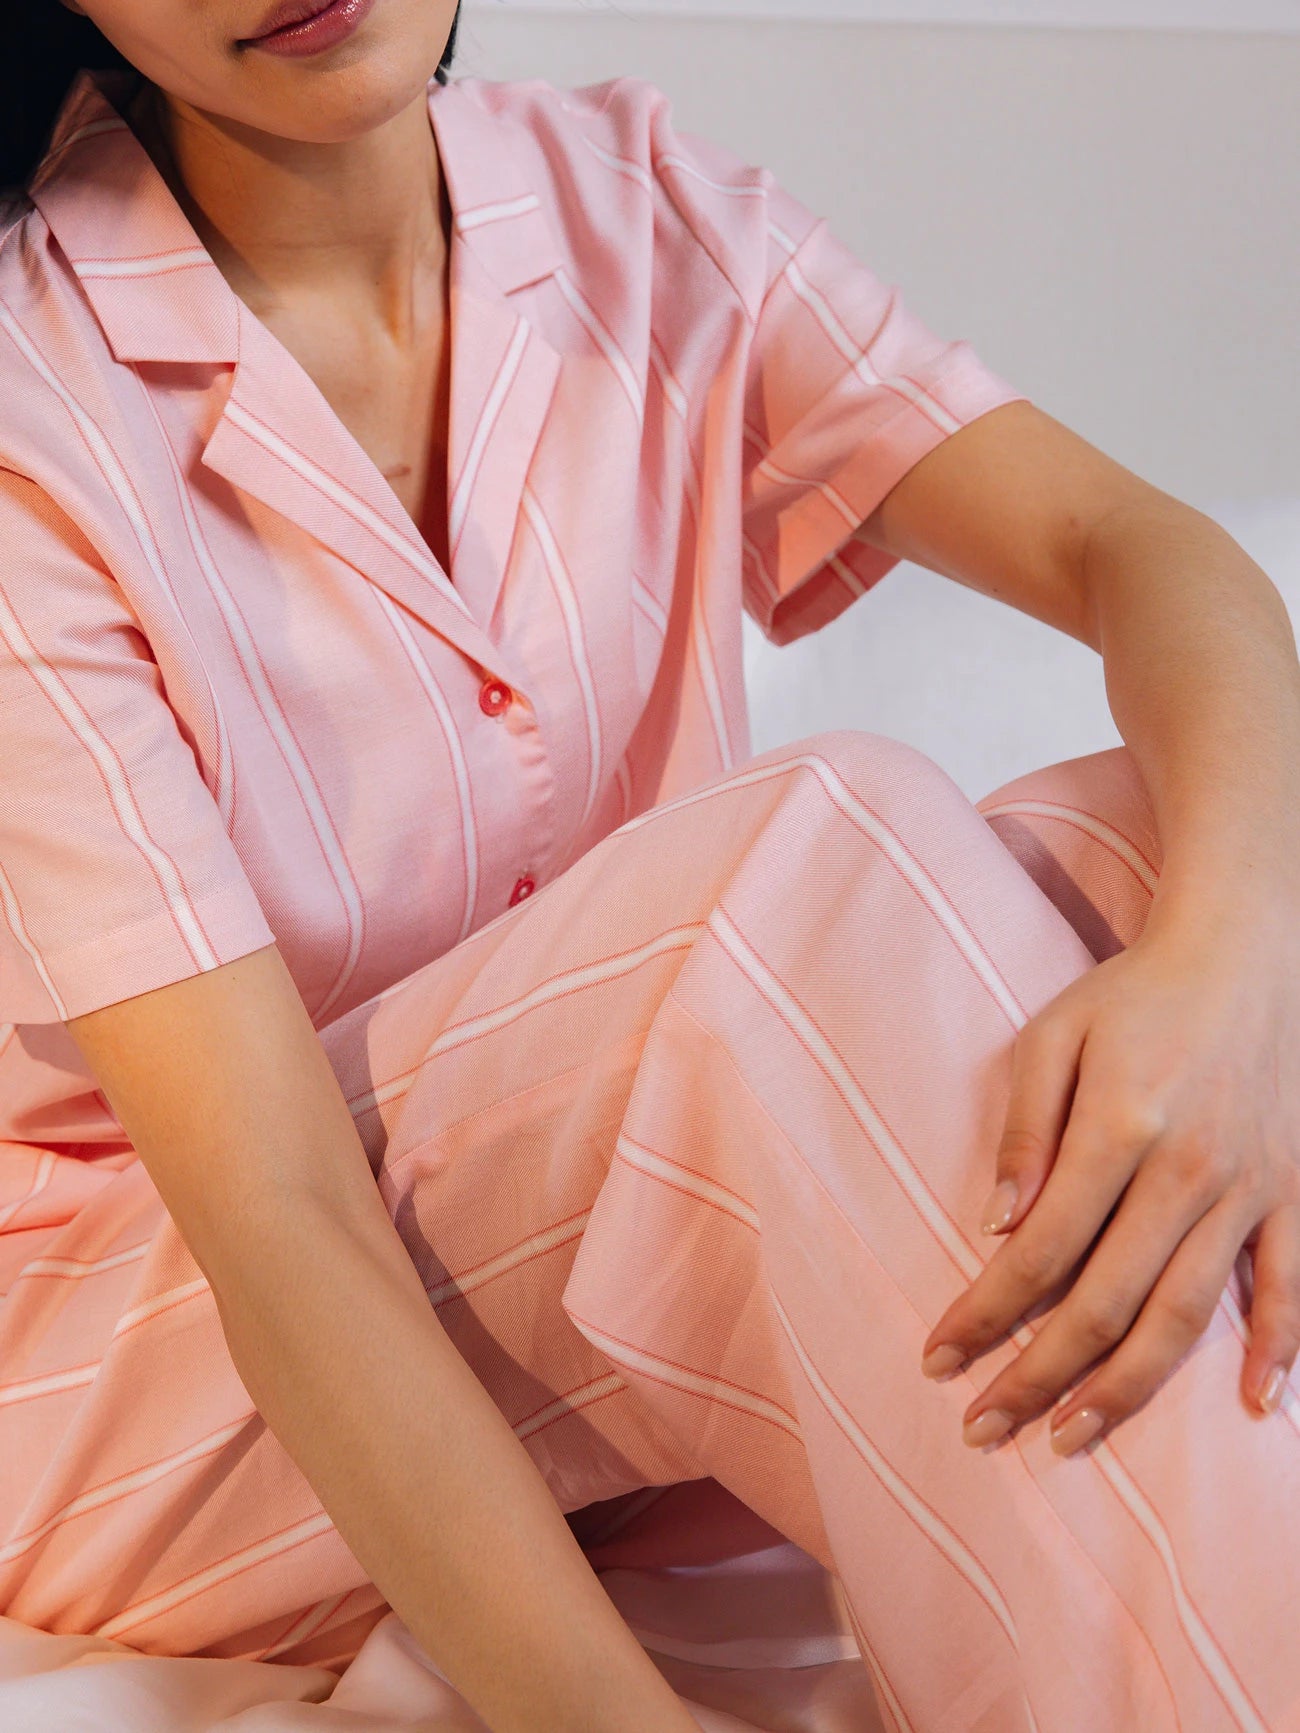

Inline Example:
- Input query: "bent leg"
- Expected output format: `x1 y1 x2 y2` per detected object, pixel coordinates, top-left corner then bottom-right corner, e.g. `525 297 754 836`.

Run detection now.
1 732 1296 1733
556 736 1299 1733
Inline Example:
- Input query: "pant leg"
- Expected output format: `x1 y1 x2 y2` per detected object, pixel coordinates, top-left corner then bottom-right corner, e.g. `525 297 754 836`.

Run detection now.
553 733 1299 1733
1 730 1296 1730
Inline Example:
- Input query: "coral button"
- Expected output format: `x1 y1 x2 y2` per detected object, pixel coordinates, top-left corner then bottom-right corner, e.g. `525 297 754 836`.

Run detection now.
478 679 511 717
509 876 536 907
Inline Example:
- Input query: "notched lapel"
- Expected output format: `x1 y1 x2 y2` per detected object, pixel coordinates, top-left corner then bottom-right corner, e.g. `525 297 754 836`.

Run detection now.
199 304 509 680
444 238 561 639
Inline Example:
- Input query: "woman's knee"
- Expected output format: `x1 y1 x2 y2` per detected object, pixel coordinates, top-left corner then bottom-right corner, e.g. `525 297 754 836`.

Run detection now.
975 745 1161 957
976 743 1155 838
775 728 969 816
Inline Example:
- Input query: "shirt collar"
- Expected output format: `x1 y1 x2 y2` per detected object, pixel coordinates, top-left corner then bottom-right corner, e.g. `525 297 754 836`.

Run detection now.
26 65 565 368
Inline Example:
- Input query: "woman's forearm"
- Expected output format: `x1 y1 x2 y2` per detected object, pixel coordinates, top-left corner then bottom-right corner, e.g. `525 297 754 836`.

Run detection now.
214 1199 696 1733
1083 498 1300 924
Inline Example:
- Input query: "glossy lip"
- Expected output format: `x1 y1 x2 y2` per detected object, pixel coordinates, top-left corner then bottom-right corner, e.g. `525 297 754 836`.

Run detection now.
241 0 336 42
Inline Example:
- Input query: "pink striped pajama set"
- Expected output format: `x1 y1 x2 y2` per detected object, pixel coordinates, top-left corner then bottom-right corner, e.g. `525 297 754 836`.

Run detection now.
0 62 1297 1733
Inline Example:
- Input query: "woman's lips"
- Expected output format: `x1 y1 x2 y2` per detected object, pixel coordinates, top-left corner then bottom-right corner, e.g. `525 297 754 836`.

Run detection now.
241 0 335 42
237 0 376 53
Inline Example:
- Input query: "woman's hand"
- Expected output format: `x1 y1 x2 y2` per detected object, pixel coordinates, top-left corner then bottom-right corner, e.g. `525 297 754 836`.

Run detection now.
918 895 1300 1456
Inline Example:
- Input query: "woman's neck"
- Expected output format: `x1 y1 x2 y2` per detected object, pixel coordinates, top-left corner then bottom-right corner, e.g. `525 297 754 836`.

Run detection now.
123 77 449 345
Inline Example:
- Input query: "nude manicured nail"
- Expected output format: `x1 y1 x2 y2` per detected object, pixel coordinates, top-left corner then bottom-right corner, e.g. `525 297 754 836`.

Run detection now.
1258 1366 1287 1414
1050 1407 1106 1456
963 1408 1014 1448
921 1344 966 1381
980 1179 1019 1235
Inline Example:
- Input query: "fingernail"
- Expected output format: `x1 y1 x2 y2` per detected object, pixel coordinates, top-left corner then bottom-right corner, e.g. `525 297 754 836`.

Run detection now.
980 1179 1019 1235
963 1408 1014 1448
921 1343 967 1381
1050 1406 1106 1456
1258 1366 1287 1415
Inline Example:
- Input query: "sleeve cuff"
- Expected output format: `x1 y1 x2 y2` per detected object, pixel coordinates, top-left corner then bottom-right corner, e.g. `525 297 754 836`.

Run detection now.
2 881 277 1025
746 352 1031 648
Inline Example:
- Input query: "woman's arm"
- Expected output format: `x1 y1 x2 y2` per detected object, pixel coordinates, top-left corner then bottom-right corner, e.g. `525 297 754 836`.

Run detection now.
66 945 697 1733
857 396 1300 1448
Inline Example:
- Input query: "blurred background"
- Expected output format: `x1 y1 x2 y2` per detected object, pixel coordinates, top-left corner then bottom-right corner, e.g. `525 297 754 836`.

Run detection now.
457 3 1298 796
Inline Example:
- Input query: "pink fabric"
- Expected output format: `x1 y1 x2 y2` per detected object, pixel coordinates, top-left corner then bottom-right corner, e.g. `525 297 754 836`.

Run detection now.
3 733 1300 1731
6 58 1285 1733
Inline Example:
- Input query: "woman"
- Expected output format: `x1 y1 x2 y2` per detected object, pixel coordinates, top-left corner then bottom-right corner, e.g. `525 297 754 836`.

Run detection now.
0 2 1297 1729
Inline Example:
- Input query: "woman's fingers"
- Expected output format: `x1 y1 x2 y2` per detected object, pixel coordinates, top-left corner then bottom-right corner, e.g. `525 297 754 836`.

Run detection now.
1040 1195 1256 1454
1242 1203 1300 1415
976 1004 1082 1237
963 1150 1248 1448
922 1082 1157 1378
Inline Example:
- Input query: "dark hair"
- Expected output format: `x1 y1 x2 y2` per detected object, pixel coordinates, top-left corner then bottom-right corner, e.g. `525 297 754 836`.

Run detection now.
1 2 464 198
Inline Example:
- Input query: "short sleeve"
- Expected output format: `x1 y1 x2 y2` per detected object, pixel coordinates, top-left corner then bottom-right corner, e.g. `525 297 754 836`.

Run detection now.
737 161 1031 646
0 468 276 1025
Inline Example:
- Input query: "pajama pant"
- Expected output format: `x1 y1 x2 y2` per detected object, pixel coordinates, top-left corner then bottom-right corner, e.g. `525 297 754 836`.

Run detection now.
1 729 1298 1733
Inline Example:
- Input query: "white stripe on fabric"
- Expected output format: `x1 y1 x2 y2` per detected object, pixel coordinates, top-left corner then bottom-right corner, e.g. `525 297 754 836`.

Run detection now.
515 1372 625 1442
577 133 654 195
0 1361 99 1408
19 1242 149 1282
521 487 604 827
769 1289 1029 1691
0 1148 58 1237
654 155 768 199
708 904 999 1285
576 1317 803 1440
846 1605 916 1733
40 116 128 171
827 551 869 597
617 749 1027 1027
768 221 800 259
0 491 225 978
0 857 68 1020
426 1211 593 1307
151 404 368 1023
224 398 476 625
449 315 529 553
978 800 1160 895
631 572 669 638
615 1132 760 1230
456 192 541 230
96 1511 339 1642
1086 1449 1267 1731
755 451 861 530
72 248 210 279
374 591 480 945
614 758 634 827
766 225 962 436
745 414 881 576
0 1418 253 1568
552 267 646 420
646 329 735 770
578 1485 673 1550
257 1590 356 1662
112 1276 212 1339
353 924 703 1118
649 338 691 424
0 307 260 963
132 379 254 833
741 531 781 610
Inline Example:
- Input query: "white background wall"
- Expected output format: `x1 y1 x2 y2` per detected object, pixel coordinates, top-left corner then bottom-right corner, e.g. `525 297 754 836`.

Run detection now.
470 1 1298 26
452 13 1300 795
